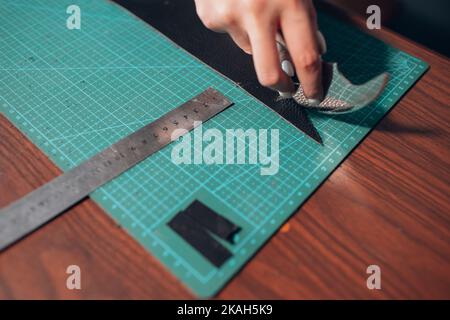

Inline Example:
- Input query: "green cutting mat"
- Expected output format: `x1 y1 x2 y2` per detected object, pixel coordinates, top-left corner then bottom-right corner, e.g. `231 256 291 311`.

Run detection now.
0 0 428 297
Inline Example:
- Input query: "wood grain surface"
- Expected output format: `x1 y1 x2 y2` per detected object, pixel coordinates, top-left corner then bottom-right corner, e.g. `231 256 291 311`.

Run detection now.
0 5 449 299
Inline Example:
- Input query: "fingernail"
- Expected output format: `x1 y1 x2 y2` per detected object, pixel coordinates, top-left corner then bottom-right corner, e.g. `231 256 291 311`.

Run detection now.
281 60 295 77
307 98 322 106
317 31 327 55
278 91 294 98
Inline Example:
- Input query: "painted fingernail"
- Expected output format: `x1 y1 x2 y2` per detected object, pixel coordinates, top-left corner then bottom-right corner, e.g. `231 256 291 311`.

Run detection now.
308 98 322 106
317 31 327 55
281 60 295 77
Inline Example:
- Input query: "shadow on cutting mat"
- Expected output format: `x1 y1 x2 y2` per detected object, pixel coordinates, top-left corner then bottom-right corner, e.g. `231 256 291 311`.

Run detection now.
315 112 442 137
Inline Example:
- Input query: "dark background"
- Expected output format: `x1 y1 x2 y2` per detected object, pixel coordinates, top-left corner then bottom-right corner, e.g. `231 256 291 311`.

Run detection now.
329 0 450 57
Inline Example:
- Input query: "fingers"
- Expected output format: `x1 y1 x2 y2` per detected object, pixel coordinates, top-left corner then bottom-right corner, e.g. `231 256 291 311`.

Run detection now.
228 27 252 54
195 0 321 97
247 23 294 93
281 3 323 102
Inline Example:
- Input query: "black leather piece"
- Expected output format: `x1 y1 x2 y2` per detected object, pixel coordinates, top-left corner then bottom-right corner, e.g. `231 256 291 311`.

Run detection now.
113 0 322 143
182 200 241 244
168 210 233 268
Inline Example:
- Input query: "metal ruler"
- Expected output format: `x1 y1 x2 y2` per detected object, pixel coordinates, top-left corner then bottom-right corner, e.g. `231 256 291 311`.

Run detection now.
0 88 233 251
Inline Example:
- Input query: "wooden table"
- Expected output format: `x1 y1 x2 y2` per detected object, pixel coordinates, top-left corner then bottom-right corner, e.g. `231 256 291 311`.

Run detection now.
0 5 449 299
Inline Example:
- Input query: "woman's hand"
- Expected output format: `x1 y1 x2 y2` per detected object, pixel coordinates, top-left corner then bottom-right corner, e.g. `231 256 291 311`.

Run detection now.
194 0 323 101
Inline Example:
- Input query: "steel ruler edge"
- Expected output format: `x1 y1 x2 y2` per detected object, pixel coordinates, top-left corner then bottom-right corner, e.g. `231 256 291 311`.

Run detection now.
0 87 233 251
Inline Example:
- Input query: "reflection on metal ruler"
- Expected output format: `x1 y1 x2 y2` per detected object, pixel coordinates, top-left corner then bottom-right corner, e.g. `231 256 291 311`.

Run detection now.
0 88 233 251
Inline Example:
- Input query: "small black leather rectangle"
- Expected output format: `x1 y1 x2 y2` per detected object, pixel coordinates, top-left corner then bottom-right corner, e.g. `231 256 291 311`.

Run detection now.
182 200 241 244
168 211 232 268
